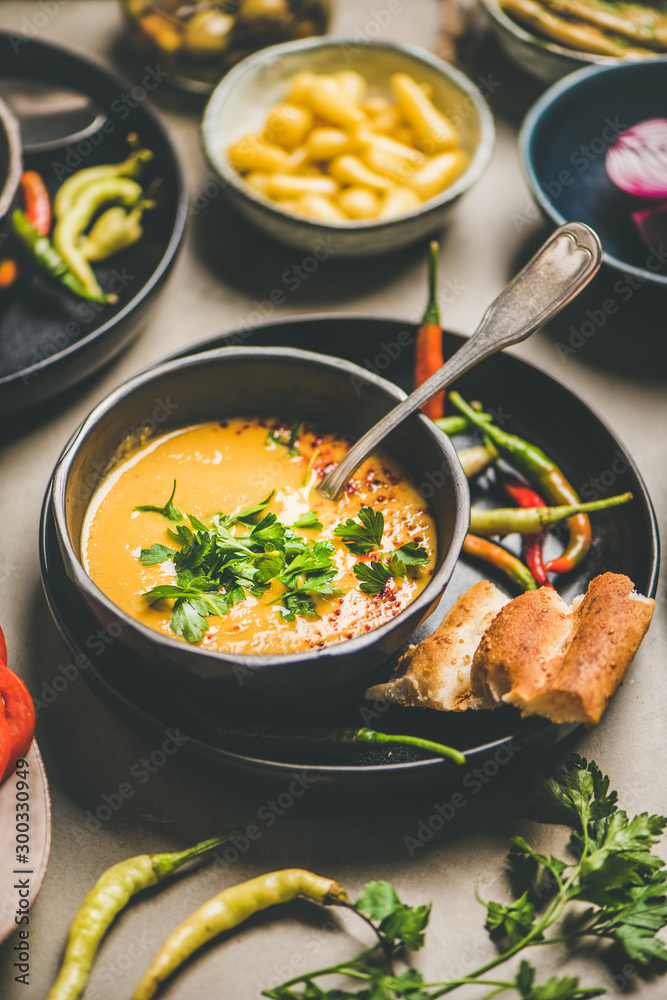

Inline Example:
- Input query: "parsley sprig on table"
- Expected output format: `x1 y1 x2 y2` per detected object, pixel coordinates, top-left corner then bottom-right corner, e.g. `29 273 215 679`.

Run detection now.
136 486 341 642
264 755 667 1000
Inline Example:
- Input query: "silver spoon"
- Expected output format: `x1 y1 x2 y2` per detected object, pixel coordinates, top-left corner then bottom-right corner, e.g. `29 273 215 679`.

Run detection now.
0 78 106 154
317 222 603 502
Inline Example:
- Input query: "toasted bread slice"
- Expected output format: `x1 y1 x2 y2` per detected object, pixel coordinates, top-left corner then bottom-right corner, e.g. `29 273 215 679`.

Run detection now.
365 580 509 711
471 572 654 726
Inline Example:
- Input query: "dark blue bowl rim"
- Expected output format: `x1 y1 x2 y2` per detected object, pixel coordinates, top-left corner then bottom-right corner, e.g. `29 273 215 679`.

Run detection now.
519 57 667 288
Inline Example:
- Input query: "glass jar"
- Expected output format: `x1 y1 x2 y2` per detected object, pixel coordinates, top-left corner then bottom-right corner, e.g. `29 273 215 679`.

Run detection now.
122 0 332 93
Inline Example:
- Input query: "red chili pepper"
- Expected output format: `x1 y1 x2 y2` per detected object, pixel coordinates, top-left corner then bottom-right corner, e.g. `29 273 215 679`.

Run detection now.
0 258 17 289
0 627 36 784
20 170 51 237
503 478 554 589
415 241 444 419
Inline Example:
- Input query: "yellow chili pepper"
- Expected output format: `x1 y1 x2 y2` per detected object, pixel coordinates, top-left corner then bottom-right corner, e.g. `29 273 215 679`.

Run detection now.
407 149 468 201
53 149 153 218
329 154 393 192
391 72 461 152
130 869 348 1000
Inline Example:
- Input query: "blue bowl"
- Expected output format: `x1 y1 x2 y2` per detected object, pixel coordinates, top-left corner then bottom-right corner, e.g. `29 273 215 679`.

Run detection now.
520 59 667 290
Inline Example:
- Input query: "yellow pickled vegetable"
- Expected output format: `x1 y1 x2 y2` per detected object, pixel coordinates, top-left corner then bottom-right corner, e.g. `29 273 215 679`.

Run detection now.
286 144 310 172
391 73 460 152
245 171 272 196
264 103 314 150
378 186 422 218
356 130 425 165
228 134 290 172
407 149 468 200
227 68 469 223
297 193 347 221
266 173 339 198
306 127 357 160
334 70 367 103
184 10 233 56
363 148 413 183
337 186 380 220
329 155 392 192
304 77 366 130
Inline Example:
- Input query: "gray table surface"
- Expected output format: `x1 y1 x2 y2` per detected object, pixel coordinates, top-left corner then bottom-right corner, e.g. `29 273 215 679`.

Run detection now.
0 1 665 997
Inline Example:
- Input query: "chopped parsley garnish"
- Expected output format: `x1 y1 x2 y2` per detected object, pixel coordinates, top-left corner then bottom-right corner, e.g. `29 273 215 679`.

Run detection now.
134 480 183 522
334 506 385 555
293 511 323 530
354 560 392 595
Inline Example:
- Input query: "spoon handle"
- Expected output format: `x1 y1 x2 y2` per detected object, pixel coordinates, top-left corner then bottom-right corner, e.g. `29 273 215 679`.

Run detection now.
317 222 602 501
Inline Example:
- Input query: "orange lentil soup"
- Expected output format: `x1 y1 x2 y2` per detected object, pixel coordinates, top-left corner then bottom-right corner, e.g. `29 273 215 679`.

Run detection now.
82 418 437 655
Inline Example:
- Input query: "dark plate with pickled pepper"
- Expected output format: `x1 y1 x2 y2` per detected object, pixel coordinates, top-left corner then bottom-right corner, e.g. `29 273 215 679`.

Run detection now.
0 32 186 416
38 317 659 788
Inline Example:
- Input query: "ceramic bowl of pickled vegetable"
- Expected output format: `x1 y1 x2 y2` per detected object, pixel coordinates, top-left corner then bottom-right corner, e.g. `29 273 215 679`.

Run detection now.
481 0 665 85
0 96 22 245
520 60 667 291
50 345 470 701
201 37 495 256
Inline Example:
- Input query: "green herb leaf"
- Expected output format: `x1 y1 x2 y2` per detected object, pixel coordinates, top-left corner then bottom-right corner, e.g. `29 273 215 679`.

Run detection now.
334 507 384 555
529 754 617 832
139 543 177 565
355 881 401 922
293 511 324 531
485 891 538 947
233 491 276 524
354 560 391 595
134 479 183 521
266 422 303 456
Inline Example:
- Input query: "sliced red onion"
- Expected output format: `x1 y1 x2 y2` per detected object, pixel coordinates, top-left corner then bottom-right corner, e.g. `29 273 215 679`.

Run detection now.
632 200 667 248
605 119 667 199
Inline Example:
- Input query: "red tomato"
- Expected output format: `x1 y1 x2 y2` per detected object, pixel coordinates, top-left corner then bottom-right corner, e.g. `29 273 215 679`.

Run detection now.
0 713 11 786
0 666 36 784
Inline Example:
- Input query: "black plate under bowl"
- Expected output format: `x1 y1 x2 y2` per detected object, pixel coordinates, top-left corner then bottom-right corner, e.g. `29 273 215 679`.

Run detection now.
39 317 659 786
0 32 186 414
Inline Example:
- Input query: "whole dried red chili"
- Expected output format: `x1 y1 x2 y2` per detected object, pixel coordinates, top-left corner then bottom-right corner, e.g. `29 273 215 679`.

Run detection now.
503 477 554 589
415 241 444 419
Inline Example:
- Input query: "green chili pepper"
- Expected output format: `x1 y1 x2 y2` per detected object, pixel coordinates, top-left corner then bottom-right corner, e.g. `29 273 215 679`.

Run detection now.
434 412 492 436
54 176 143 296
78 199 154 262
53 148 153 218
12 209 116 304
182 706 466 765
131 869 349 1000
469 492 632 537
45 834 238 1000
450 392 593 574
462 534 538 590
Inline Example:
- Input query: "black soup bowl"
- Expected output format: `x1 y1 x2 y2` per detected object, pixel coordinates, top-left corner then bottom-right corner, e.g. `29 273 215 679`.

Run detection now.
50 346 470 702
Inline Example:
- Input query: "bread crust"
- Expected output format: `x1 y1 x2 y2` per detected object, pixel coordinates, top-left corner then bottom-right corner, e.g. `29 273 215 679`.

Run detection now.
471 572 654 726
365 579 508 711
